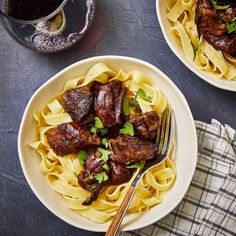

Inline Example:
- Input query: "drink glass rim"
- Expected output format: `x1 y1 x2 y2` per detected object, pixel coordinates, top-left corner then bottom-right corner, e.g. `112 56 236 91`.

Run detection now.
0 0 68 24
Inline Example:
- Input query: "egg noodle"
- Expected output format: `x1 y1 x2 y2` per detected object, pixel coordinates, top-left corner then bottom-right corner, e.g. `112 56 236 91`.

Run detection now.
29 63 176 223
167 0 236 80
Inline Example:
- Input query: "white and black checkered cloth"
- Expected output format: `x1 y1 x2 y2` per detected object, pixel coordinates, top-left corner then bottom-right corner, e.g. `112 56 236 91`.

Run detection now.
121 119 236 236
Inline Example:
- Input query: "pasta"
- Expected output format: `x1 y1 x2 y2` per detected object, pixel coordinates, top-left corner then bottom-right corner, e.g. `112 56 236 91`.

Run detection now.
29 63 176 223
167 0 236 80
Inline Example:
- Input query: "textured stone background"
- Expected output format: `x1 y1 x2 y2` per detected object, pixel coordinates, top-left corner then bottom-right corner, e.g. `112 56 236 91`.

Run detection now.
0 0 236 235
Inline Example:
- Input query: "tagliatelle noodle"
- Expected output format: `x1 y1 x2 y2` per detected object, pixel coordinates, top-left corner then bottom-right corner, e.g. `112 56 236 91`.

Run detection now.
29 63 176 223
167 0 236 80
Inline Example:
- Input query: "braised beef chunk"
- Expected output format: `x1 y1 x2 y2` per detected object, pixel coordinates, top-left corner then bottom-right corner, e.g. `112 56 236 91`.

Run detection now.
78 148 110 205
109 161 133 185
47 123 101 156
77 170 103 205
109 135 157 165
94 80 128 127
62 87 93 123
128 111 159 139
85 149 104 174
195 0 236 55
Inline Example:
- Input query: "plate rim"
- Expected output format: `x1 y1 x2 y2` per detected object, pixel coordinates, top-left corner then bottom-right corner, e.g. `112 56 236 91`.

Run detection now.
17 55 198 232
155 0 236 92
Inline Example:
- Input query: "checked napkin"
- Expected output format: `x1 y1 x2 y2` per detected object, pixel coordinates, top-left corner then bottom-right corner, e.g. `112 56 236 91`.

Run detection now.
120 119 236 236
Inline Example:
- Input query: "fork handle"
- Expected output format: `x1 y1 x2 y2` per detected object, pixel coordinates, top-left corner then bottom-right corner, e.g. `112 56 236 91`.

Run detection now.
105 186 135 236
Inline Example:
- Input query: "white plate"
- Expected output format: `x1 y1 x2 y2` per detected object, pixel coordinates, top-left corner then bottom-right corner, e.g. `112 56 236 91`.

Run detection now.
156 0 236 92
18 56 197 232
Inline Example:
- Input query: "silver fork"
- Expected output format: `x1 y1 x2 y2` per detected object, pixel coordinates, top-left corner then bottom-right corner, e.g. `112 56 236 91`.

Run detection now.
105 107 174 236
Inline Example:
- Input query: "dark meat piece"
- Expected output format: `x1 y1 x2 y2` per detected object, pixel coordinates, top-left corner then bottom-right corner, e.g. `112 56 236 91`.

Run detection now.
78 149 109 205
62 87 93 123
80 112 94 126
128 111 159 139
85 149 104 174
204 32 236 53
77 170 103 205
109 135 157 165
47 123 101 156
195 0 236 55
109 161 133 185
94 80 128 127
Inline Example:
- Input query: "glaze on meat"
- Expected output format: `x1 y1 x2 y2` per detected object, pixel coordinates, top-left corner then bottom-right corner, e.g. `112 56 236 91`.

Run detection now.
77 170 103 205
77 149 108 205
46 123 101 156
62 87 93 123
128 111 159 139
47 79 160 205
195 0 236 55
94 80 128 127
109 135 157 165
109 161 134 185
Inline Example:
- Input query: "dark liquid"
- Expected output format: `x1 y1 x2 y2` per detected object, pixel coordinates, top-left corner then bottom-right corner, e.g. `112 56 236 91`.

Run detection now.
5 0 64 20
4 0 96 53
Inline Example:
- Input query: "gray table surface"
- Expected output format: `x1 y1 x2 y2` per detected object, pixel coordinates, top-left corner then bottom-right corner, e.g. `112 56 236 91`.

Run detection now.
0 0 236 235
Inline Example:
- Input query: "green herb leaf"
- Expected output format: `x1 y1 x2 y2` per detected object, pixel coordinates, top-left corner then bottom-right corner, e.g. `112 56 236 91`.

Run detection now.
77 150 87 166
119 122 135 136
127 162 145 169
108 142 113 150
97 147 111 162
226 20 236 33
95 172 108 183
197 35 203 54
214 4 230 10
90 184 97 190
191 42 196 61
231 17 236 22
136 88 152 102
102 138 109 148
94 117 104 129
210 0 230 10
100 127 108 136
91 127 97 134
84 196 91 203
123 97 130 116
102 163 110 171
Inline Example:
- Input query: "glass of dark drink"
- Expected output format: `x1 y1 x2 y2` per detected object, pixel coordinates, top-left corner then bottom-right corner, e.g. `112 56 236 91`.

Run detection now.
0 0 96 53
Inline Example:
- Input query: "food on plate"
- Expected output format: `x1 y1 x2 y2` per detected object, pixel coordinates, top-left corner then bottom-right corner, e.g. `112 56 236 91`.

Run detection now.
29 63 176 223
167 0 236 80
109 135 157 165
47 123 101 156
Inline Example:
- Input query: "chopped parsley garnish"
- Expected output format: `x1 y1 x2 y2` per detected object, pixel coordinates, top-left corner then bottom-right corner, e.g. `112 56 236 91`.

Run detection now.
136 88 152 102
90 184 97 190
226 20 236 34
119 122 135 136
100 127 108 136
84 196 91 203
102 138 109 148
95 172 108 183
97 147 111 162
91 127 97 134
127 162 145 169
210 0 230 10
108 142 113 150
102 163 110 171
191 42 196 61
77 150 87 165
123 97 130 116
197 35 203 54
91 117 108 136
94 117 103 129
